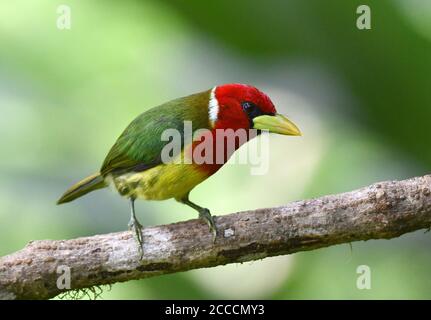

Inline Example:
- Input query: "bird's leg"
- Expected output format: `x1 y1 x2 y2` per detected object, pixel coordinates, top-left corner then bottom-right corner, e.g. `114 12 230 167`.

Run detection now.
179 194 217 242
128 197 144 258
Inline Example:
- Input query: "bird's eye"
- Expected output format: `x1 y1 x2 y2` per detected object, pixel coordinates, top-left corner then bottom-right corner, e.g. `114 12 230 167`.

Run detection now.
241 101 263 128
241 101 257 113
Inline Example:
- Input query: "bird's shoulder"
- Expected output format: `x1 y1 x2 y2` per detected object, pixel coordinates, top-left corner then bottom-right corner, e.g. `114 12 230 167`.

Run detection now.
100 90 211 176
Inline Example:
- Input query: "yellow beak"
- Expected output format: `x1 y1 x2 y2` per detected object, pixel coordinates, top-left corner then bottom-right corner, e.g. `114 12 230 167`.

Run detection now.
253 114 302 136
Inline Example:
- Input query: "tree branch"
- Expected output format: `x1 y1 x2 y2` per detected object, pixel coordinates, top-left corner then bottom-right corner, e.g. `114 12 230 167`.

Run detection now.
1 174 431 299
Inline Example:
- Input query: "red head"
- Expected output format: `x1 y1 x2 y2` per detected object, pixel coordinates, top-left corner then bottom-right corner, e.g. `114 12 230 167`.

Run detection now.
189 83 301 174
209 83 300 136
210 84 276 130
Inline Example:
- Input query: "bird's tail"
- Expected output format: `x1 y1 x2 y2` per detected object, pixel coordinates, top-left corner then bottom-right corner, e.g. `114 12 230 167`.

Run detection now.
57 172 107 204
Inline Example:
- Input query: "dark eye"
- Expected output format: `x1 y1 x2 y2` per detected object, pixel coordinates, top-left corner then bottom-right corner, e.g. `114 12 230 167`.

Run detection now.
241 101 263 128
241 101 257 113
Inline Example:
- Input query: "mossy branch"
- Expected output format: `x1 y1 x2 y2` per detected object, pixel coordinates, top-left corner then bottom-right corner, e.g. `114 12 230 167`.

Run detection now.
1 174 431 300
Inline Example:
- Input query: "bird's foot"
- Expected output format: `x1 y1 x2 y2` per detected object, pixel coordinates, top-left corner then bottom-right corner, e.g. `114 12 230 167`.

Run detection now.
128 218 144 259
199 208 217 243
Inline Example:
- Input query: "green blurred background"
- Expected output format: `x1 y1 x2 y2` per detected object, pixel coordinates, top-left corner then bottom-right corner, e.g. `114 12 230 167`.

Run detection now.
1 0 430 299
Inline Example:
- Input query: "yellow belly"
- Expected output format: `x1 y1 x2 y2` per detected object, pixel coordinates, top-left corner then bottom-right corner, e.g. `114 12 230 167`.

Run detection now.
109 161 209 201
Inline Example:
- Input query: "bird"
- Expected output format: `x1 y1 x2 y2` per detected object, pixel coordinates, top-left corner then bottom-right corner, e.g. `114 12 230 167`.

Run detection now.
57 83 301 256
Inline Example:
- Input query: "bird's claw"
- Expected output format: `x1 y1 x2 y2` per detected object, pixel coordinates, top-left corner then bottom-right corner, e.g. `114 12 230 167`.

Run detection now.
128 218 144 259
199 208 217 243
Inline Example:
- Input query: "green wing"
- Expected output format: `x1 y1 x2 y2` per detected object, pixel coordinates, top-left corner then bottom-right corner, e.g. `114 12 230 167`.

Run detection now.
100 90 210 176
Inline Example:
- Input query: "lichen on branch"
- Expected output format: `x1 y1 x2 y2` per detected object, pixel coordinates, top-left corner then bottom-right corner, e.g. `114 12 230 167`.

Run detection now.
1 174 431 300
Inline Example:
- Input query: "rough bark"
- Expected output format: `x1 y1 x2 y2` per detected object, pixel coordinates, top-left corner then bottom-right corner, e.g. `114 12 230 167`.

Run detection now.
1 174 431 300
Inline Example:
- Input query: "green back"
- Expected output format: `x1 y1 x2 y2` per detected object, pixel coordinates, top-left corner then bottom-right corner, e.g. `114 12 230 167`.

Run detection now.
101 90 211 176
